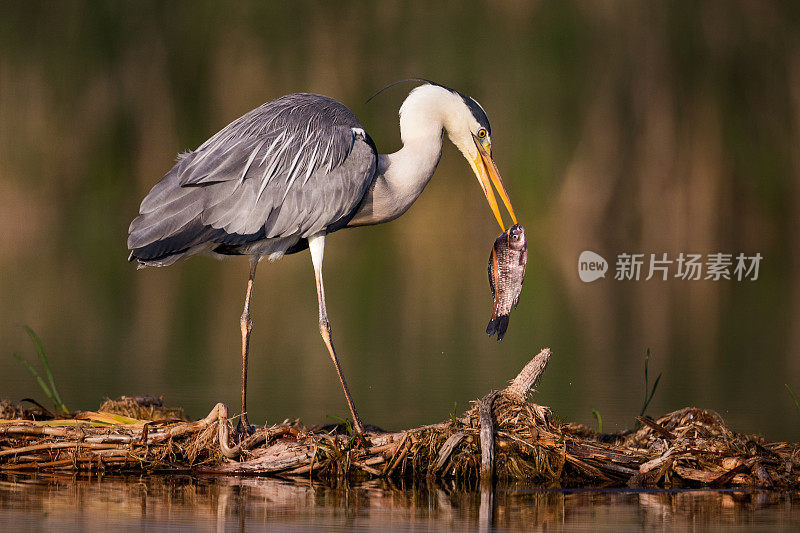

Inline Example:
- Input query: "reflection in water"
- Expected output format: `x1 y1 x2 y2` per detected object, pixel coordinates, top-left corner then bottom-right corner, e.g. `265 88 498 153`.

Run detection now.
0 474 799 532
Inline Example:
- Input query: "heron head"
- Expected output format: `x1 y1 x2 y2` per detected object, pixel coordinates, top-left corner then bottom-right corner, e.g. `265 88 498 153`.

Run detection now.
397 82 518 230
441 89 517 231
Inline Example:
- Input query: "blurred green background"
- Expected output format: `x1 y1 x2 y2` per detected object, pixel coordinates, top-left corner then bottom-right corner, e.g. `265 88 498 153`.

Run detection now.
1 1 798 440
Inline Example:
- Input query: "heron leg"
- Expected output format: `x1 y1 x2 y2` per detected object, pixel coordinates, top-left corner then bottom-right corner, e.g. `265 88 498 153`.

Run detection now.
238 258 258 435
308 234 365 434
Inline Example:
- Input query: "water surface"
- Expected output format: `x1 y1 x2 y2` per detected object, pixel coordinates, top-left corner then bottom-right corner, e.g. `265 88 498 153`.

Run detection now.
1 474 799 532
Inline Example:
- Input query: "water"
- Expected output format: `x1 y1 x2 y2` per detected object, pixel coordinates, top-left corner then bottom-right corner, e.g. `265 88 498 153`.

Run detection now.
1 475 799 532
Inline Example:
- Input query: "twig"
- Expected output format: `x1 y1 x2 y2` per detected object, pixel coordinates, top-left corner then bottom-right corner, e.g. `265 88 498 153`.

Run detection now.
387 438 411 477
0 442 122 457
504 349 551 402
564 453 611 481
0 425 80 438
479 391 498 484
382 433 409 475
751 460 773 488
710 457 759 487
636 416 676 440
434 432 466 472
637 447 680 474
352 456 385 475
366 442 398 455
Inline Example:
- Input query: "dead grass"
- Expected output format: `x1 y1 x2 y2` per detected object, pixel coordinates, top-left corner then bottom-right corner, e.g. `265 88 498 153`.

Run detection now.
1 350 798 488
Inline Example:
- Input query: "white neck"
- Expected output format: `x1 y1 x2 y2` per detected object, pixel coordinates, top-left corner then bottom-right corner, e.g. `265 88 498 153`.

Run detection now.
348 85 472 226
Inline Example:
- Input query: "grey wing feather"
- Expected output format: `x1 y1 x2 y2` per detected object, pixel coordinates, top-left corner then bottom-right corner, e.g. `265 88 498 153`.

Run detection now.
128 93 377 264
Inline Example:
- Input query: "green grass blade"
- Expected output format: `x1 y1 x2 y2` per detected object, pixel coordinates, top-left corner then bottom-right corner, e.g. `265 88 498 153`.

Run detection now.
23 326 67 413
12 352 56 405
640 372 662 417
591 409 603 433
638 348 662 418
449 401 459 425
786 384 800 415
649 374 662 402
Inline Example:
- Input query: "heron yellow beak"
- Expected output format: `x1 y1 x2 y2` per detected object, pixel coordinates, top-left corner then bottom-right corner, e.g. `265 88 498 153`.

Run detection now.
471 135 517 231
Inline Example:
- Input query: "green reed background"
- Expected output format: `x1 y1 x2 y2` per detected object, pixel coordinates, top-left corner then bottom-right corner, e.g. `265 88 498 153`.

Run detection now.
1 1 798 440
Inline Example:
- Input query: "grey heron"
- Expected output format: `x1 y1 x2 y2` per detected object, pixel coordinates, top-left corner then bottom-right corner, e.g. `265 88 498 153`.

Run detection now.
127 81 517 434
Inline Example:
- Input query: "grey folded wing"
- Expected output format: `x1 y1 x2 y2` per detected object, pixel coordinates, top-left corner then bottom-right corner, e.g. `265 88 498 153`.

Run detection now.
128 93 377 265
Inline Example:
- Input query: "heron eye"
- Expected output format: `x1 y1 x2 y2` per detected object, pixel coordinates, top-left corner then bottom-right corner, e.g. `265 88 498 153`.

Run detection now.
477 128 487 139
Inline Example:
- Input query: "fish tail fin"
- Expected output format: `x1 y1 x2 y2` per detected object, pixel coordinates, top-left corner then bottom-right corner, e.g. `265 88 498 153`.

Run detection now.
486 315 510 341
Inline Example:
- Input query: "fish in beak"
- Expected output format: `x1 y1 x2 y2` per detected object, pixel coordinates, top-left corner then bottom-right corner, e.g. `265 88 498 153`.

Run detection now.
471 134 517 231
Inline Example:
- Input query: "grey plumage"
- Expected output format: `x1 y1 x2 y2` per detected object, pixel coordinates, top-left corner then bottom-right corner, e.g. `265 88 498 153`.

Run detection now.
128 93 377 267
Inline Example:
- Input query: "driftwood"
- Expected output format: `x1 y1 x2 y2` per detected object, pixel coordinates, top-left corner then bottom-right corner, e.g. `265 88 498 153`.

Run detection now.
1 348 799 489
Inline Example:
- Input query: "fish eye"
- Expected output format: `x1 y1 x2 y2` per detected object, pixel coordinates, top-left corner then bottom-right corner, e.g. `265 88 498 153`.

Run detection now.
477 128 487 139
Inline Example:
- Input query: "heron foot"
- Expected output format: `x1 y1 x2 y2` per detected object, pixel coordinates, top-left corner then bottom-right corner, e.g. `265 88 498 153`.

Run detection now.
236 413 254 437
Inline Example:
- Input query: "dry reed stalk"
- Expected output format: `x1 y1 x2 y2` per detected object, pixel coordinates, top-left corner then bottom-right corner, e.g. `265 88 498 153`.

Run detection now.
1 348 799 488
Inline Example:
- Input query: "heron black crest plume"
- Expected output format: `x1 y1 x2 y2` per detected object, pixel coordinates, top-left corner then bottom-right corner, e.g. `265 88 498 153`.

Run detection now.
367 78 493 137
366 78 447 104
